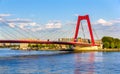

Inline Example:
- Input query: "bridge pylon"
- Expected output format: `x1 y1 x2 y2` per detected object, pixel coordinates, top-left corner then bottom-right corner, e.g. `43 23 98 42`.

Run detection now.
74 15 95 46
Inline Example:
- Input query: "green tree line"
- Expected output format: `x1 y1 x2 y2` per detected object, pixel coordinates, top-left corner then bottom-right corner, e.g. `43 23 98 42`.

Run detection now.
28 44 72 50
102 36 120 49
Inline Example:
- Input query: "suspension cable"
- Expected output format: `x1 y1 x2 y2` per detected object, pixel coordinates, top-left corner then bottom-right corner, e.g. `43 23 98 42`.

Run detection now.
92 27 99 40
81 22 85 39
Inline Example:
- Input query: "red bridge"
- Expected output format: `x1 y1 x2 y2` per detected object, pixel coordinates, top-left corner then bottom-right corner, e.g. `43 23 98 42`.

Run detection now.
0 15 100 47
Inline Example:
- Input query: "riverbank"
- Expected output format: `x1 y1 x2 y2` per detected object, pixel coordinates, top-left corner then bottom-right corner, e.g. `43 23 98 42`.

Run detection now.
73 46 120 52
10 47 120 52
74 48 120 52
11 47 73 51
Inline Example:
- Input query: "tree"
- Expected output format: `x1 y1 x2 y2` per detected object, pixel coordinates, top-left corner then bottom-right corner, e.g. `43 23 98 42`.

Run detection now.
103 41 109 48
28 44 32 48
117 43 120 48
102 36 113 43
102 36 113 48
102 36 120 49
111 42 115 48
116 40 120 48
114 38 120 48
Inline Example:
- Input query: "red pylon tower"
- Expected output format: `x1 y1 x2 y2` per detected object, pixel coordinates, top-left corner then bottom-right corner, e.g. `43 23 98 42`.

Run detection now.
74 15 95 46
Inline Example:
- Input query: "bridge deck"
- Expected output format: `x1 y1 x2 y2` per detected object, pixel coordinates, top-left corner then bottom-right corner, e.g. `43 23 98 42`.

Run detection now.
0 40 100 46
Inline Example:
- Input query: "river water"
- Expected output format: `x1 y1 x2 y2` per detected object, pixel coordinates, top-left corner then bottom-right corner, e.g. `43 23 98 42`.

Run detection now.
0 48 120 74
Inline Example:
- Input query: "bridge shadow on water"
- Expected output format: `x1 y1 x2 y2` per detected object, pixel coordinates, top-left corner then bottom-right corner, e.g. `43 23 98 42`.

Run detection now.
0 49 74 60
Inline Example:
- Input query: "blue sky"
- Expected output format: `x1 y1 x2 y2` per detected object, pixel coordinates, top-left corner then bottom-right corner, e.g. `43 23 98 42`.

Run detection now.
0 0 120 40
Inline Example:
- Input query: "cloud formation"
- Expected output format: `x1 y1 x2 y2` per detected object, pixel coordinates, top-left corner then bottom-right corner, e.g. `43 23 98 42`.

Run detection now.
93 18 120 26
0 14 62 32
7 18 31 23
0 13 120 39
92 18 120 38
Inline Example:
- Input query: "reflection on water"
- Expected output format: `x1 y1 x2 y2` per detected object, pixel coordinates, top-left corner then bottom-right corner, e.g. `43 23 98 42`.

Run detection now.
74 52 120 74
0 48 120 74
74 52 95 74
74 52 102 74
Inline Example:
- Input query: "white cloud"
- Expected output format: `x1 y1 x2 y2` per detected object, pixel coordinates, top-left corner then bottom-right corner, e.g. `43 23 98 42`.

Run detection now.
6 18 37 30
0 17 3 21
110 18 120 24
93 18 120 26
8 23 15 28
94 19 112 26
29 21 62 32
14 22 37 30
7 18 31 23
18 23 26 29
30 22 36 26
46 22 62 29
46 23 54 28
0 14 11 17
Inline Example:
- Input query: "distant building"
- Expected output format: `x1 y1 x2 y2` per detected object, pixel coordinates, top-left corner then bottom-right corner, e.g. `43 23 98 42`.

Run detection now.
19 38 39 50
58 37 101 44
5 43 11 46
0 43 11 47
58 38 74 42
95 40 102 44
0 43 4 47
19 43 28 50
58 37 89 43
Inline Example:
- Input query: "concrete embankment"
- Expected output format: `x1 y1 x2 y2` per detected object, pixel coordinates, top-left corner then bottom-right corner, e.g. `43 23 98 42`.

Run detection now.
11 46 120 52
74 46 120 52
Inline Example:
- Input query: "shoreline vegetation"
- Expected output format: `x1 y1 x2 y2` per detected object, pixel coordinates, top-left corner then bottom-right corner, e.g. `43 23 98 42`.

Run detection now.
102 36 120 49
11 44 74 51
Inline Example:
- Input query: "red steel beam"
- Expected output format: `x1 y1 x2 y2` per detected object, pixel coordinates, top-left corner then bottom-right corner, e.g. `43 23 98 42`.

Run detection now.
0 40 99 46
85 15 95 46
